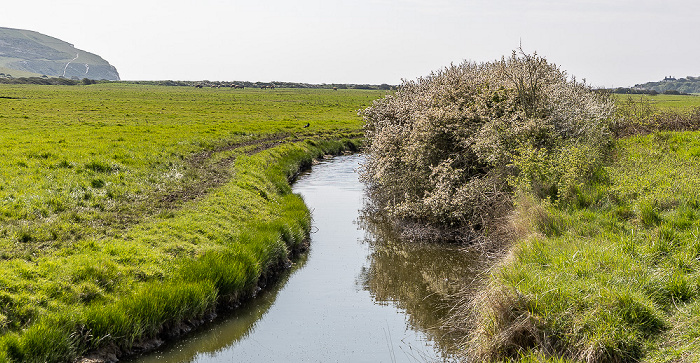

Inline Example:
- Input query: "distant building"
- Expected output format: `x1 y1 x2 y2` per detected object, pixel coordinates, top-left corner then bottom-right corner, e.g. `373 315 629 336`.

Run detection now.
663 76 677 81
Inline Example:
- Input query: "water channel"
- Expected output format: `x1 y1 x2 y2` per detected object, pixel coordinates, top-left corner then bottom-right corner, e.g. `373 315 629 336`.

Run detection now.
128 155 476 363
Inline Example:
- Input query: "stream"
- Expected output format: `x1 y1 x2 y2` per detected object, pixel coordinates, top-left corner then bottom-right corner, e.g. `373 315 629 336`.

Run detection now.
127 155 476 363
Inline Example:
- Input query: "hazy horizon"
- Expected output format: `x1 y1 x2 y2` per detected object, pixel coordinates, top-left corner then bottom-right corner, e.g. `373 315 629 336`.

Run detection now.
4 0 699 88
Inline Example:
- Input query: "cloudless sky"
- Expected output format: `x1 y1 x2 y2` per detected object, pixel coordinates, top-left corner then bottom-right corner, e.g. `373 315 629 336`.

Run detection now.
4 0 699 87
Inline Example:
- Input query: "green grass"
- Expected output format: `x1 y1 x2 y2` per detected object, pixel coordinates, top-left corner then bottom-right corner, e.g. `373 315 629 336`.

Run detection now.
0 84 379 253
0 84 383 362
613 93 700 111
466 103 700 360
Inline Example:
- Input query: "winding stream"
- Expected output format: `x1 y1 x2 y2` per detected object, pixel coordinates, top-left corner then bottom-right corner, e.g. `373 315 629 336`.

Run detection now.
128 155 475 363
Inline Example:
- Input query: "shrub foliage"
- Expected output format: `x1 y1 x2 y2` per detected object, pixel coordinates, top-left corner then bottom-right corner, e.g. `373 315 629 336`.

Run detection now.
360 50 614 240
613 97 700 137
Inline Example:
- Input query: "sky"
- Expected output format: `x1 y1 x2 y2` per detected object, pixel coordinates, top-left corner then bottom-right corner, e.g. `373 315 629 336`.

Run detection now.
3 0 699 87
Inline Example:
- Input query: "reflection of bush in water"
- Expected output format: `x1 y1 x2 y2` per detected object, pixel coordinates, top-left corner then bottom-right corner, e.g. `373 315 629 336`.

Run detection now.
357 209 481 355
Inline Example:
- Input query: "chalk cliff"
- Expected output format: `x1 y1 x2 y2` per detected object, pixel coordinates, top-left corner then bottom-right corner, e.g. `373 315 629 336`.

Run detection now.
0 27 120 80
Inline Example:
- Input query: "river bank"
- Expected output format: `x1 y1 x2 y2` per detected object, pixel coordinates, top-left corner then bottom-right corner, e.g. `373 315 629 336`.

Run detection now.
126 154 474 363
460 130 700 361
0 85 387 362
26 140 361 363
357 53 700 361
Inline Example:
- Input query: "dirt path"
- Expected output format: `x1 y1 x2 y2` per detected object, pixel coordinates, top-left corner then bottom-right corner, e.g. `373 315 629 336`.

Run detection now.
95 132 345 237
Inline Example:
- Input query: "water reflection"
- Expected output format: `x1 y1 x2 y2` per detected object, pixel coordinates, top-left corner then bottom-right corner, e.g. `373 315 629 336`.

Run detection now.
125 254 308 363
127 155 473 363
358 211 477 358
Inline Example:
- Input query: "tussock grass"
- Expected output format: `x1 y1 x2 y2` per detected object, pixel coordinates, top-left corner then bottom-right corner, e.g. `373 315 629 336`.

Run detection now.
0 140 354 362
463 130 700 362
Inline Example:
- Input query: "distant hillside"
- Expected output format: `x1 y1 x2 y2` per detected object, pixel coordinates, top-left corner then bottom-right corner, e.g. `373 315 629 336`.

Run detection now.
631 76 700 94
0 27 119 80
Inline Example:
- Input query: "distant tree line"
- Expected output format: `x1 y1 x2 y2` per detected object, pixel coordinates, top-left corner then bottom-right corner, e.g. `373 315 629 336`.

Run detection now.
626 76 700 94
0 76 106 86
0 76 396 90
608 87 690 96
0 76 79 85
126 80 396 90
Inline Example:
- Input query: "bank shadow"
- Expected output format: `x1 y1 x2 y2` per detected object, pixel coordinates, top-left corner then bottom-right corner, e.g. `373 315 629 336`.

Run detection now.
124 253 309 363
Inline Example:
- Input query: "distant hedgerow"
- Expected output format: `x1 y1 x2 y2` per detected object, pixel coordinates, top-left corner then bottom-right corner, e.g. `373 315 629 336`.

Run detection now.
360 50 615 241
613 96 700 137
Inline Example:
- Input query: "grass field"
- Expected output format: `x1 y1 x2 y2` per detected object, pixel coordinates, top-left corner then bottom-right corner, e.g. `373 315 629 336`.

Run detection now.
0 84 384 362
465 94 700 361
613 93 700 111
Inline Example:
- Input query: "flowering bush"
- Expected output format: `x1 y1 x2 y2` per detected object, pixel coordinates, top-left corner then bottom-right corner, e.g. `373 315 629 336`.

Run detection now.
360 51 615 240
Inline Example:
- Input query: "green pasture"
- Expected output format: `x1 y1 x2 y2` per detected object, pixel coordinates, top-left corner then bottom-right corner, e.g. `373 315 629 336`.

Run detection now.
0 84 383 362
613 93 700 111
0 84 380 253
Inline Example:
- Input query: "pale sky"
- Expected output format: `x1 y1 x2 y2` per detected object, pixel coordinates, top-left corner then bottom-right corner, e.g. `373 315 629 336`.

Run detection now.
4 0 699 87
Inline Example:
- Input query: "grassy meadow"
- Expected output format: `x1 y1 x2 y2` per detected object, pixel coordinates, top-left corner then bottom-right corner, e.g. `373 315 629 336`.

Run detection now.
465 94 700 361
613 93 700 111
0 84 384 362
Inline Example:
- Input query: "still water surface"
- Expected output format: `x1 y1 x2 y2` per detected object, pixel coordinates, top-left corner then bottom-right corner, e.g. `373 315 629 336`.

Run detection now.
129 155 473 363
